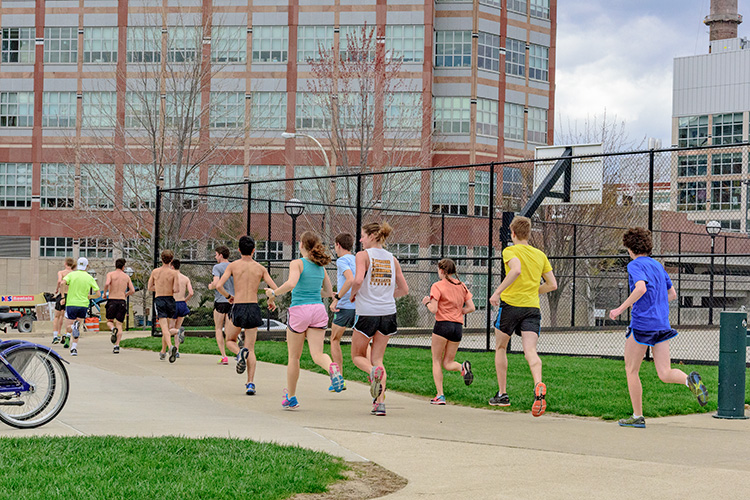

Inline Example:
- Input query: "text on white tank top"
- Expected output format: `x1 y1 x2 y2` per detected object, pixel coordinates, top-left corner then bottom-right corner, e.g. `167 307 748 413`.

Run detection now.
355 247 397 316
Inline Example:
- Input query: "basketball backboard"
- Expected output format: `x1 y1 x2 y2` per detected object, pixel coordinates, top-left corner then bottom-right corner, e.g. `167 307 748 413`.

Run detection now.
533 144 603 205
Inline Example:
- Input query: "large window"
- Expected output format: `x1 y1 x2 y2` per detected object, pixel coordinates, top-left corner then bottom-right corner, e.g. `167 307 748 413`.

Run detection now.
163 165 200 210
39 237 73 258
472 246 494 267
83 27 118 63
0 92 34 128
471 274 488 309
168 27 201 63
296 92 330 130
212 26 246 63
527 107 547 144
381 168 421 213
44 27 79 63
41 163 75 208
250 92 286 130
82 92 116 128
474 170 495 216
434 97 470 134
385 92 422 130
1 28 35 63
435 31 472 68
430 244 468 262
385 25 424 63
248 165 285 213
677 155 707 177
208 165 244 212
507 0 527 14
711 180 742 210
165 92 201 130
476 98 499 137
678 116 708 147
504 102 524 141
505 39 525 77
123 164 156 210
503 166 523 205
530 0 550 19
389 243 419 265
432 169 469 214
125 92 159 129
127 26 162 63
712 152 742 175
677 181 707 211
339 25 376 62
294 166 328 214
0 163 32 208
712 113 743 145
42 92 77 128
477 32 500 72
339 92 374 130
719 220 741 232
252 26 288 63
528 44 549 81
210 92 244 129
255 241 284 262
79 238 113 259
297 25 334 62
81 164 115 209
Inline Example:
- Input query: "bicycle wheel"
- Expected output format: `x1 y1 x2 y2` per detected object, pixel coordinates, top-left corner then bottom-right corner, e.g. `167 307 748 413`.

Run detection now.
0 346 69 429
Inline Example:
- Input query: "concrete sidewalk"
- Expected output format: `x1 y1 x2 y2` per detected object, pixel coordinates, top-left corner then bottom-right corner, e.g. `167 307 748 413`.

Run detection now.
2 332 749 499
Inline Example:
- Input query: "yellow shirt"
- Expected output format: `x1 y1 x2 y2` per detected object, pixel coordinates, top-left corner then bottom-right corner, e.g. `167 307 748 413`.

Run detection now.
500 244 552 308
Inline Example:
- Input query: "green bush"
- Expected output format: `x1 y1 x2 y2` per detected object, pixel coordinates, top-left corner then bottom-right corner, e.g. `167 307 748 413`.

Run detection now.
182 306 214 327
396 294 419 327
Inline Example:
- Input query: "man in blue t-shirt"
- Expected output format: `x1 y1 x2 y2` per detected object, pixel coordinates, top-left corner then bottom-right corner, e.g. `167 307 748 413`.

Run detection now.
328 233 356 391
609 227 708 428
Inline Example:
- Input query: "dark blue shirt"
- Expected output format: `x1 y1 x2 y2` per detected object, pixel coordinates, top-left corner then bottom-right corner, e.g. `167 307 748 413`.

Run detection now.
627 256 673 331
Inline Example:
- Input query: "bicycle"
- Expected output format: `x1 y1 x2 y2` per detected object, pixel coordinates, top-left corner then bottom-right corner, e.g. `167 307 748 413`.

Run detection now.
0 338 70 428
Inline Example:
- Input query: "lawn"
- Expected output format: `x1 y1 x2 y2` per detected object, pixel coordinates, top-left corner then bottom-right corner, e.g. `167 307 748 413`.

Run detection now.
121 336 747 420
0 436 345 500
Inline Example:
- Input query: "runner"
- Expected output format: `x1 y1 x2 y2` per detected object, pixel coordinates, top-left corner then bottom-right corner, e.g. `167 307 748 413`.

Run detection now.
208 245 233 365
488 216 557 417
609 227 708 428
216 235 278 395
147 250 180 363
103 258 136 354
422 258 476 405
349 222 409 417
52 257 75 345
328 232 356 392
264 231 343 410
62 257 100 356
169 258 193 358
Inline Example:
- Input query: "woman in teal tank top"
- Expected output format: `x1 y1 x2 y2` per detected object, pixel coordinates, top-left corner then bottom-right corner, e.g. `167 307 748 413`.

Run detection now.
264 231 345 409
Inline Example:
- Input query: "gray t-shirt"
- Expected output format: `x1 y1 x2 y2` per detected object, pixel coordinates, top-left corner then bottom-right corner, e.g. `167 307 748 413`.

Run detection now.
212 262 234 303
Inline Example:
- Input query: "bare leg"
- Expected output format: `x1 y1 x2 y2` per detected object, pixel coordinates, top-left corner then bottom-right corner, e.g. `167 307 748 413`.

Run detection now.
114 320 123 345
431 334 448 396
494 329 511 393
159 317 172 354
53 309 64 335
369 333 390 404
213 310 227 358
173 317 185 350
521 331 543 385
351 330 373 374
244 328 258 384
624 336 648 416
330 324 345 375
651 340 688 385
225 322 242 357
307 328 334 371
286 328 305 397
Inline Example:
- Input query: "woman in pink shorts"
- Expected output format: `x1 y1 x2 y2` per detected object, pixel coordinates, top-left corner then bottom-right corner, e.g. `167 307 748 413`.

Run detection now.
265 231 344 410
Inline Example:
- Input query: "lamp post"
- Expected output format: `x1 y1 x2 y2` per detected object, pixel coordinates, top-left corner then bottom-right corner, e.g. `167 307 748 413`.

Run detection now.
285 198 305 259
125 267 134 331
706 220 721 325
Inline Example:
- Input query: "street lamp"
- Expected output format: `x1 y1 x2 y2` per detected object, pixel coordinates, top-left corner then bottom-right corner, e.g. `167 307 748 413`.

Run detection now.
706 220 721 325
125 267 134 331
285 198 305 259
281 132 331 169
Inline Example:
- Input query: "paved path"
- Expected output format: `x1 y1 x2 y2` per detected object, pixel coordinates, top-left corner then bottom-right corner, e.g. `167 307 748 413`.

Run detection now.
2 333 749 499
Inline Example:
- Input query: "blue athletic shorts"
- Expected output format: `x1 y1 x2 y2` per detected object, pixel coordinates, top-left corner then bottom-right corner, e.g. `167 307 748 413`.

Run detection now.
332 308 356 328
65 306 87 320
626 327 678 347
172 301 190 319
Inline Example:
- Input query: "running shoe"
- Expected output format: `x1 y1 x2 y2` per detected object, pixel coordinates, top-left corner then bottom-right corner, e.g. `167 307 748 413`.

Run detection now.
218 356 229 365
168 346 178 363
461 360 474 386
70 348 78 357
62 335 71 349
329 382 347 392
369 366 385 399
329 363 345 393
51 335 60 344
245 383 256 396
531 382 547 417
236 347 249 374
374 403 386 416
71 321 80 339
687 371 708 407
282 391 299 410
110 327 118 344
178 327 185 344
489 392 510 406
175 352 180 358
371 399 379 415
159 352 166 361
430 395 446 405
618 415 646 428
113 346 120 354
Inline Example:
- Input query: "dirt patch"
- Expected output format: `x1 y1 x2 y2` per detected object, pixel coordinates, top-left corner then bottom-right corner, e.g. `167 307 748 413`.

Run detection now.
292 461 407 500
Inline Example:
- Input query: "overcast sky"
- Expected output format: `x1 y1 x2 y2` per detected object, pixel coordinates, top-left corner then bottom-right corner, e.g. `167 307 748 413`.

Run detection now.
555 0 749 147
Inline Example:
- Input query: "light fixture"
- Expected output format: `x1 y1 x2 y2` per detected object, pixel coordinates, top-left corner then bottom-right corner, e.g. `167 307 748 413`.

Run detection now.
281 132 297 139
284 198 305 217
706 220 721 236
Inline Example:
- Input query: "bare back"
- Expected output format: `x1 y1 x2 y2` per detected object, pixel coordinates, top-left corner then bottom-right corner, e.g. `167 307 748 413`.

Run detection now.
227 258 271 303
106 270 131 300
57 268 73 295
149 266 178 297
174 273 192 301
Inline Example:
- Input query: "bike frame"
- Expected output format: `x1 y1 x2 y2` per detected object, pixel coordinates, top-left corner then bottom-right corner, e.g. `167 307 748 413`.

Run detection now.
0 339 68 394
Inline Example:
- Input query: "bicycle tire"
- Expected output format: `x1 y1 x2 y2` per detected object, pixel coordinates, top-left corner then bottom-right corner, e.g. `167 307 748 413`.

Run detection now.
0 346 69 429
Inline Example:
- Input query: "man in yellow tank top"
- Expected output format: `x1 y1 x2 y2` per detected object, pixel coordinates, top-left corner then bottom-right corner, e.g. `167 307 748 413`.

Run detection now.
488 216 557 417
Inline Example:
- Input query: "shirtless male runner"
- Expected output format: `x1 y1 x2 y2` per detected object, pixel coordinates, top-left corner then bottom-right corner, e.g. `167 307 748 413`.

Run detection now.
104 258 136 354
216 235 278 395
148 250 180 363
169 258 194 357
52 257 75 344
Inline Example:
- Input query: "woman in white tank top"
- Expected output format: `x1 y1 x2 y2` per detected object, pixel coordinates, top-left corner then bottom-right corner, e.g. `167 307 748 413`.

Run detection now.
349 222 409 416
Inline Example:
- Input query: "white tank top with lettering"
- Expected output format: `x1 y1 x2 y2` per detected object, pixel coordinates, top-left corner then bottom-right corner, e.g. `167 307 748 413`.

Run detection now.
355 247 397 316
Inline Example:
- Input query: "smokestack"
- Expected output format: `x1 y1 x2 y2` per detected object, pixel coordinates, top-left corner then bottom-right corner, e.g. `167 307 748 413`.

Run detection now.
704 0 743 42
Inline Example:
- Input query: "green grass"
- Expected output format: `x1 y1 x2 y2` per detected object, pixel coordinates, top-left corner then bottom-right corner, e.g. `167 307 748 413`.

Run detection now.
0 436 345 500
122 336 748 420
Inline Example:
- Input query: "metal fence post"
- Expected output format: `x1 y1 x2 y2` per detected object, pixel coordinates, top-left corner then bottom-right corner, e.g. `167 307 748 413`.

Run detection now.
648 149 654 232
677 232 682 324
246 181 252 236
355 172 363 252
266 198 272 334
486 163 495 352
723 235 727 311
151 186 162 337
441 212 445 259
571 224 576 327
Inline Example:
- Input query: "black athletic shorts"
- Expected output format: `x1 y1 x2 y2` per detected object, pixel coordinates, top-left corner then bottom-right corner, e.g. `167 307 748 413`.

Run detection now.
433 320 463 343
494 301 541 336
214 301 232 315
229 303 263 330
54 294 66 312
353 313 398 338
106 299 127 323
332 308 356 328
155 296 176 319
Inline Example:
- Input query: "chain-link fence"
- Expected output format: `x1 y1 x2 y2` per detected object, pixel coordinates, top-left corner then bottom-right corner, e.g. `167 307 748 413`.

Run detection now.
155 142 750 364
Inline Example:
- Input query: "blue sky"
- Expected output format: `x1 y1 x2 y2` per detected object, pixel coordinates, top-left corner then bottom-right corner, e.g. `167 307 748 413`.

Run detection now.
555 0 749 146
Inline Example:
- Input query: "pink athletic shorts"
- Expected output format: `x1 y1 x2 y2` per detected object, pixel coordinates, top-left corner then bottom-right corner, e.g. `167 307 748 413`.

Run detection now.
287 303 329 333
